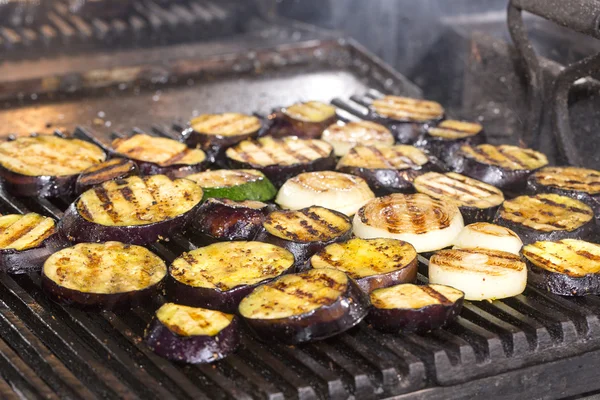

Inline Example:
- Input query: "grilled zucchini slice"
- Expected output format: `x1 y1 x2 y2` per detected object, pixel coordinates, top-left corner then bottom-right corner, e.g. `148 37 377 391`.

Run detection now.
353 193 464 253
310 238 417 293
168 241 295 312
0 135 106 197
60 175 203 245
413 172 504 224
275 171 375 216
238 268 369 344
366 283 464 332
321 120 394 156
145 303 240 364
225 136 335 187
452 222 523 255
429 248 527 300
186 169 276 202
42 241 167 309
75 158 138 195
493 193 595 245
267 101 337 139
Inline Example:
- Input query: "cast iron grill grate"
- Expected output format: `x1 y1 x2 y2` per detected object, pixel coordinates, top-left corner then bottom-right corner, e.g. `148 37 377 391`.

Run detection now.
1 96 600 399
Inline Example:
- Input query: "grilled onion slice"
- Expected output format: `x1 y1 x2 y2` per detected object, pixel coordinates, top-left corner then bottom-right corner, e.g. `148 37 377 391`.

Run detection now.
60 175 203 245
238 268 369 344
0 213 66 274
111 133 208 178
256 206 353 268
275 171 375 216
413 172 504 224
310 238 417 293
429 248 527 300
0 135 106 197
42 241 167 309
455 144 548 193
268 101 337 139
336 145 439 195
452 223 523 255
493 193 596 245
366 283 464 333
225 136 335 187
75 158 138 195
145 303 240 364
321 121 394 156
523 239 600 296
186 169 276 202
353 193 464 253
168 242 295 313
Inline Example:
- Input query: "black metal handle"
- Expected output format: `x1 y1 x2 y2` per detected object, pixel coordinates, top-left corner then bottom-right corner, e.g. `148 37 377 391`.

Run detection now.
512 0 600 39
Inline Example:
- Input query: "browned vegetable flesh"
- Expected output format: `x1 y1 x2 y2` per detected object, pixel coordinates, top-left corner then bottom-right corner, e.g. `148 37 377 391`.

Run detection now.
283 101 337 123
321 121 394 156
226 137 332 167
427 120 482 139
0 213 56 251
371 96 444 122
460 144 548 171
337 145 429 169
190 113 262 137
530 167 600 194
263 206 352 243
75 158 138 193
112 134 206 166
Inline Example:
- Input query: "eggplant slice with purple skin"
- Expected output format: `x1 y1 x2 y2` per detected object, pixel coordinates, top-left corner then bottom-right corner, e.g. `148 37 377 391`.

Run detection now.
493 193 596 245
413 172 504 224
0 213 67 274
453 144 548 195
167 241 295 313
145 303 240 364
321 120 395 157
0 135 106 197
310 238 418 293
238 268 370 344
193 198 273 245
523 239 600 296
111 133 208 178
366 283 464 333
42 241 167 309
266 101 337 139
75 158 138 195
369 96 445 144
415 119 485 170
60 175 203 245
225 136 335 187
255 206 353 269
336 144 442 195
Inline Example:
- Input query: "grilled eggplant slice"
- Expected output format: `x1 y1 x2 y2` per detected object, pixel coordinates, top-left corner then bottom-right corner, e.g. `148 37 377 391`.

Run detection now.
42 241 167 309
0 213 66 274
60 175 203 245
185 169 276 202
168 242 295 313
238 268 369 344
493 193 596 245
370 96 444 143
415 120 484 169
527 166 600 217
310 238 417 293
0 135 106 197
226 136 335 187
75 158 138 195
452 223 523 255
145 303 239 364
366 283 464 333
255 206 353 268
413 172 504 224
268 101 337 139
523 239 600 296
353 193 464 253
336 145 440 195
111 133 208 178
454 144 548 194
321 121 395 157
429 248 527 300
275 171 375 216
193 198 272 244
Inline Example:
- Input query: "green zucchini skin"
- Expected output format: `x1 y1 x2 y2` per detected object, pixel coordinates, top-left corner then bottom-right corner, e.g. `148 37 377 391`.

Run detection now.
200 177 276 202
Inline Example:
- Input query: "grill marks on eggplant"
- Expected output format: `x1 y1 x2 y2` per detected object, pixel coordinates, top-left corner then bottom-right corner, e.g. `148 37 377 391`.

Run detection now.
414 172 504 209
112 134 206 166
156 303 235 337
76 175 202 226
263 206 352 242
337 145 429 170
187 169 264 188
226 137 332 167
530 166 600 194
0 213 56 251
76 158 137 190
498 194 593 232
321 121 395 156
523 239 600 277
461 144 548 171
371 96 444 122
169 242 294 291
370 283 463 309
190 113 261 136
283 101 337 123
0 135 106 176
427 120 482 139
